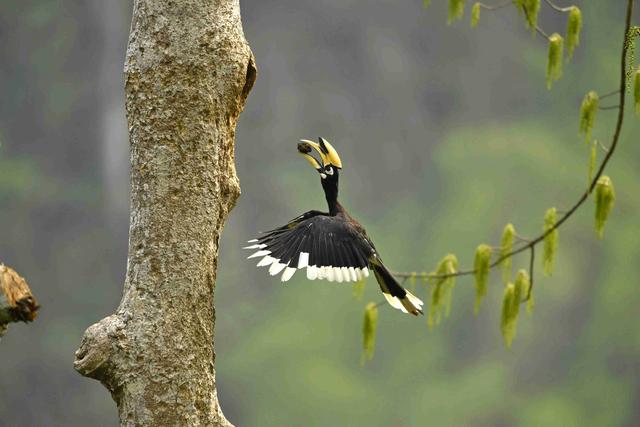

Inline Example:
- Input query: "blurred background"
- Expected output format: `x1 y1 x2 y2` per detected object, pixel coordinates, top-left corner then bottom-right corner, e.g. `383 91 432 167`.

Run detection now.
1 1 639 426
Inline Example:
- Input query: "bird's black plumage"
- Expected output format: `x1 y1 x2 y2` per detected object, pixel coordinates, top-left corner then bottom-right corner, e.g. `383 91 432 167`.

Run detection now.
245 137 423 315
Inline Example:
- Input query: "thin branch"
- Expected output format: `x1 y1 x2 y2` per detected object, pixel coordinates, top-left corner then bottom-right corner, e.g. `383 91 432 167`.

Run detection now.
600 89 621 99
533 24 550 39
543 0 574 13
479 1 550 40
393 0 635 286
599 104 621 110
596 140 610 153
477 1 513 11
522 6 551 39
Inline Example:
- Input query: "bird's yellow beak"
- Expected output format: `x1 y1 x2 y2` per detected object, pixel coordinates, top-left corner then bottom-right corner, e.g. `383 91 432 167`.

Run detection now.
297 137 343 169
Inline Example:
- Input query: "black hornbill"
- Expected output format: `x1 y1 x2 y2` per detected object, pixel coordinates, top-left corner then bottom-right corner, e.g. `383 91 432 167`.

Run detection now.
245 137 424 315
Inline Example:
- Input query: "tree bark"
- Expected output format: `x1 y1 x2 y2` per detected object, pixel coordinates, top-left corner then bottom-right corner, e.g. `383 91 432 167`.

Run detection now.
0 264 39 340
73 1 255 425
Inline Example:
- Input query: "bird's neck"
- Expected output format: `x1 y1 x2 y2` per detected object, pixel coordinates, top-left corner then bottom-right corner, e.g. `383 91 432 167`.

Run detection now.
322 179 341 216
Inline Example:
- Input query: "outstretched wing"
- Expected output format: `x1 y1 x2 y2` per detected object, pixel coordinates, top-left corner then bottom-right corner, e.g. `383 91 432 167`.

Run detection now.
245 212 374 283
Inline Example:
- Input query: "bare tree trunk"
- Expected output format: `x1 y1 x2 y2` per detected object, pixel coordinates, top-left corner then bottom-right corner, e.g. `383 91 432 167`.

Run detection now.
73 1 255 425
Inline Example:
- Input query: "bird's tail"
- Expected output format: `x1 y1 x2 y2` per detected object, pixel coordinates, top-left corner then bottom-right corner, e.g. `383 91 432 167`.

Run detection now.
371 261 424 316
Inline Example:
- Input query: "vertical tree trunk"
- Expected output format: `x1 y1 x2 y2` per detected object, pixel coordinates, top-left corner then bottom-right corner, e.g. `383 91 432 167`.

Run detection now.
73 1 255 425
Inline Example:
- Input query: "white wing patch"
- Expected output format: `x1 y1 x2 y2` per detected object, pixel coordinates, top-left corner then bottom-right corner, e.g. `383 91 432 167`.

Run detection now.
268 260 288 276
297 252 309 269
281 267 296 282
306 265 318 280
248 249 270 259
247 246 370 284
244 243 267 250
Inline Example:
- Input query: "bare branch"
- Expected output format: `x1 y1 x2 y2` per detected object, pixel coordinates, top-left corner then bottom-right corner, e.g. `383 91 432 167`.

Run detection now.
477 1 513 11
543 0 575 13
522 6 551 39
596 140 610 153
600 89 621 99
599 104 622 110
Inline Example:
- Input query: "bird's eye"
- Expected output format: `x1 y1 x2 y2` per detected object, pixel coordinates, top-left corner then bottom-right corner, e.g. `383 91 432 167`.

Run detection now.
324 166 334 175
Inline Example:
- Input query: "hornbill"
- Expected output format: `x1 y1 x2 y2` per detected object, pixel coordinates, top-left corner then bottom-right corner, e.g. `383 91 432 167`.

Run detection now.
244 137 424 315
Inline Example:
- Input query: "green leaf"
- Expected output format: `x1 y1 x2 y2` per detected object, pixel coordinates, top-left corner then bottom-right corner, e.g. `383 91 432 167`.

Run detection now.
448 0 465 25
428 254 458 328
514 269 530 304
424 0 432 9
514 270 535 316
526 291 535 315
500 283 517 348
546 33 564 89
566 6 582 59
542 207 558 276
579 91 599 144
500 223 516 284
500 270 529 347
470 2 481 28
409 271 418 291
594 175 616 238
352 279 366 301
361 302 379 363
473 244 492 314
522 0 541 33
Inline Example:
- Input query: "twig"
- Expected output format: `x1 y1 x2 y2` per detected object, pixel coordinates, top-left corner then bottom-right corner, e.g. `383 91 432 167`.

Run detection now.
533 24 550 39
599 105 621 110
393 0 635 287
478 1 550 40
477 1 513 11
600 89 621 99
515 233 532 243
522 6 551 39
596 140 610 153
543 0 574 13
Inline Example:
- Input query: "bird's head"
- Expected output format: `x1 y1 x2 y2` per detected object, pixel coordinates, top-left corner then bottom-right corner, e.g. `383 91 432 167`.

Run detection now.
297 137 342 181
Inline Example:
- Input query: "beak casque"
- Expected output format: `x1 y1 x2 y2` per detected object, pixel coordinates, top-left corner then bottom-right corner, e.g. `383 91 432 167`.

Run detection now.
298 137 343 169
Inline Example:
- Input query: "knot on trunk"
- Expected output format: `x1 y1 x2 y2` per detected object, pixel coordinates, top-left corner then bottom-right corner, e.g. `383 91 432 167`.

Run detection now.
222 173 241 211
74 314 128 390
240 53 257 107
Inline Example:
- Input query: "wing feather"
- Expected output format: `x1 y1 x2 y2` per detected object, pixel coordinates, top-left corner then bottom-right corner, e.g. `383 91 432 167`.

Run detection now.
245 213 375 283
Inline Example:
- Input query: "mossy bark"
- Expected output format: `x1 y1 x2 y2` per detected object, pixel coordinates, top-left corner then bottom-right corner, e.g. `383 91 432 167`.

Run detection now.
73 1 255 425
